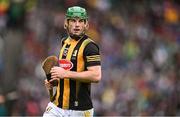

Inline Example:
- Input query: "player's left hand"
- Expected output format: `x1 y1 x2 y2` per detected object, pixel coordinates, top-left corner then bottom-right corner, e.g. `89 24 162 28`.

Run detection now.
50 66 67 80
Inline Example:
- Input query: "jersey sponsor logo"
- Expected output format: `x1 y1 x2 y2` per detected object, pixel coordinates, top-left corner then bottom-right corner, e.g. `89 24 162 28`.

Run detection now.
59 59 73 70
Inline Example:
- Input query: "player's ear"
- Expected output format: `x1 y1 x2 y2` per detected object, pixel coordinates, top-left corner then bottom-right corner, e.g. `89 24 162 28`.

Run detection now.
85 21 89 31
64 20 68 29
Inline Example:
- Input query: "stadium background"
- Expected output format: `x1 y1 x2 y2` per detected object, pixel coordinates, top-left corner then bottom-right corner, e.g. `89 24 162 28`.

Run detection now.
0 0 179 116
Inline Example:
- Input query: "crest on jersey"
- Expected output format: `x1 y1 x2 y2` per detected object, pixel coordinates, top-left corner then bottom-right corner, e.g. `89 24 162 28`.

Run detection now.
72 50 78 57
63 48 69 57
59 59 73 70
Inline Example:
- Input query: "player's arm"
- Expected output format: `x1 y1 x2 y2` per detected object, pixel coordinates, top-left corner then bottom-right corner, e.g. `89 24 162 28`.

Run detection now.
67 65 101 83
50 65 101 83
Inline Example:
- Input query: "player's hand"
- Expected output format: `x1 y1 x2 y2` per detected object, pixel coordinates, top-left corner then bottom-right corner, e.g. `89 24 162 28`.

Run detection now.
44 79 53 91
50 66 67 80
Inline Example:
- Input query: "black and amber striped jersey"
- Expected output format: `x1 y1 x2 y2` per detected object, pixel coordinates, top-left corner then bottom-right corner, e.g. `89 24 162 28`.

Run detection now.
52 35 101 110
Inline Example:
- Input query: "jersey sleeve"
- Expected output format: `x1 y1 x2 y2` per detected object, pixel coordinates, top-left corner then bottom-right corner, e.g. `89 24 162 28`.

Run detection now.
84 42 101 67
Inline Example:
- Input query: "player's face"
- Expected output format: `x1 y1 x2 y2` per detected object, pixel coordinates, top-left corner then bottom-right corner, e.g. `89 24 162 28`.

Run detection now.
67 18 87 36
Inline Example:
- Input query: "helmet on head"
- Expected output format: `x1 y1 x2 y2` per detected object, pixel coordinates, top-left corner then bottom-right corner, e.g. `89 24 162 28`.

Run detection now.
65 6 88 20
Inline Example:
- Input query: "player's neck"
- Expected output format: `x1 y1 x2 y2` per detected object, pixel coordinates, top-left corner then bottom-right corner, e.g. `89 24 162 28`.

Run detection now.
70 34 85 41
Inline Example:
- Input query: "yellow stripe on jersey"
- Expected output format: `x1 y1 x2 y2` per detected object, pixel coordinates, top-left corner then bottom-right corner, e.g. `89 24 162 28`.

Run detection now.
76 39 92 99
86 55 100 58
62 38 80 109
53 80 60 105
87 59 101 62
86 55 100 62
77 39 92 71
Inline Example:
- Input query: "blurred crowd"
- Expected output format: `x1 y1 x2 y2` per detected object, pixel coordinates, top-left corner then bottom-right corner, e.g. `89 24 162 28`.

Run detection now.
0 0 179 116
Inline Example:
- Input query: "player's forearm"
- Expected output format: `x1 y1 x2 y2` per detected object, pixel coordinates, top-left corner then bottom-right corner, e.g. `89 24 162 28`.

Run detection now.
65 68 101 83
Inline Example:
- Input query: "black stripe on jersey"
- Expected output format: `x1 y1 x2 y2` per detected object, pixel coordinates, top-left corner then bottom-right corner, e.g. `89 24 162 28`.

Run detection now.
58 79 64 108
58 44 70 108
69 35 88 109
77 82 92 110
